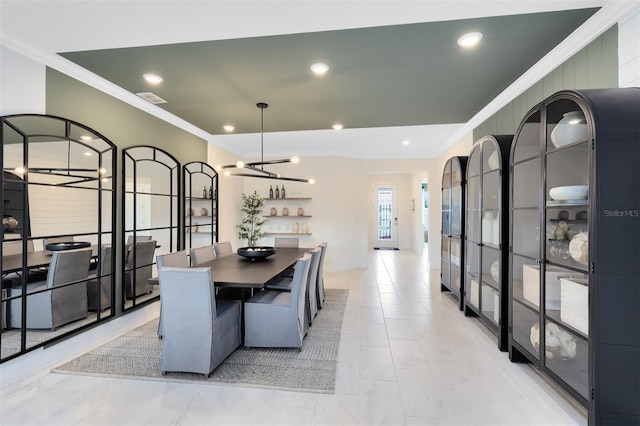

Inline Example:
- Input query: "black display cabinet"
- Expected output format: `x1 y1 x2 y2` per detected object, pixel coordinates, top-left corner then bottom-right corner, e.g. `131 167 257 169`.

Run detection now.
441 155 467 310
464 135 513 351
508 88 639 425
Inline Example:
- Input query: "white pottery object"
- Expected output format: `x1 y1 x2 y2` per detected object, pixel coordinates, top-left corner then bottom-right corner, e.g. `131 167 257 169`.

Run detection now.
569 231 589 265
549 185 588 201
292 222 299 234
482 211 494 244
302 222 309 234
270 207 277 216
490 260 500 283
2 216 18 230
282 207 289 216
550 111 589 148
297 207 304 216
487 151 500 170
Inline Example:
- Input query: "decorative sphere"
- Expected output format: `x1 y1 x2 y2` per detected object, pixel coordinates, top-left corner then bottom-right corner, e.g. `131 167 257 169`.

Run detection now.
490 260 500 282
569 231 588 265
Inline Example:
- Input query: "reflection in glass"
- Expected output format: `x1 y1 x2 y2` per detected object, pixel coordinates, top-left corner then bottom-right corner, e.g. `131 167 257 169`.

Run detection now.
512 209 539 258
512 301 540 360
1 114 116 362
544 320 589 400
123 146 179 311
513 111 541 163
184 162 218 252
513 158 541 208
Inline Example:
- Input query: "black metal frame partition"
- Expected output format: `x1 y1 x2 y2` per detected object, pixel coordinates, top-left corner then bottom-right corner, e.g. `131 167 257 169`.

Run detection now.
183 161 218 251
122 146 179 311
1 114 116 363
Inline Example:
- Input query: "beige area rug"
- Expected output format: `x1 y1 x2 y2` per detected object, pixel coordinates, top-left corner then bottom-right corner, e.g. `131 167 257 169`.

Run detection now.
53 289 348 393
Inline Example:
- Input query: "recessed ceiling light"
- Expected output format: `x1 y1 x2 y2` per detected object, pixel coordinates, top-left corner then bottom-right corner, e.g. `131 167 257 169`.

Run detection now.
223 125 235 132
143 73 163 84
457 32 483 48
310 63 330 75
332 123 343 130
402 140 411 146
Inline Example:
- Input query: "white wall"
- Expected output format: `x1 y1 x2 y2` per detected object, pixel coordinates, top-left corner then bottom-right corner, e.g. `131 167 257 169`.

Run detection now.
0 45 46 115
618 4 640 87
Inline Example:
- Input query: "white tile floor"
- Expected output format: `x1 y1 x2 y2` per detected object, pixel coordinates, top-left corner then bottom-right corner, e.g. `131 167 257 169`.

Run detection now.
1 249 587 425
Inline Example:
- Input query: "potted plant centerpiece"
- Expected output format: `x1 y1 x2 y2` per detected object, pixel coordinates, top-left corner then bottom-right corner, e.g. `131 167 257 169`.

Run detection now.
236 191 274 260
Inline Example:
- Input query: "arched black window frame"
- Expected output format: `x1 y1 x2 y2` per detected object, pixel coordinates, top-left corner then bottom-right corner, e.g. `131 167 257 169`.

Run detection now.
1 114 117 363
122 146 180 311
183 161 218 251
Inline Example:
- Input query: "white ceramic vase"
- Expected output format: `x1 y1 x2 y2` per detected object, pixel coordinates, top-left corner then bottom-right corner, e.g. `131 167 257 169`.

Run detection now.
301 222 309 234
292 222 299 234
482 211 494 244
550 111 588 148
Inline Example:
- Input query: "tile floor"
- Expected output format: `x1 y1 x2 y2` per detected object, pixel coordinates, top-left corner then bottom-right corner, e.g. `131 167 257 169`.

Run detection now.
1 249 587 425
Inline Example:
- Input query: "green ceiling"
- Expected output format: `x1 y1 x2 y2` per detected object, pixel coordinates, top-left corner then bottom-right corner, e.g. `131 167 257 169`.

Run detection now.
61 8 598 135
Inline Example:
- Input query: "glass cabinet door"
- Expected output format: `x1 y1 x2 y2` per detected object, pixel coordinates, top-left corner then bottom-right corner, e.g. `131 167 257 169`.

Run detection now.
510 110 543 360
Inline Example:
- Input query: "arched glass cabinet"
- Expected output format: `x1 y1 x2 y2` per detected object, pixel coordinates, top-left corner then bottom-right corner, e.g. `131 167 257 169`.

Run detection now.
440 155 467 310
464 134 512 351
122 146 179 311
509 88 639 424
183 161 218 251
1 114 116 362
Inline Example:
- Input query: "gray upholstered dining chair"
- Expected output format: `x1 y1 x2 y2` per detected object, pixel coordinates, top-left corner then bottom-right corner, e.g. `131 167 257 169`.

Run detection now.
316 242 328 309
2 239 34 256
9 248 93 330
155 250 190 337
189 245 216 266
87 245 112 311
244 252 311 350
126 235 153 245
124 239 157 299
213 241 233 258
158 267 242 377
274 237 299 248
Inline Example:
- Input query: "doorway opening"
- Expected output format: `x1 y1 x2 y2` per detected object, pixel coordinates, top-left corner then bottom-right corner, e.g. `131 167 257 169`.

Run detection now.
422 181 429 248
372 184 398 249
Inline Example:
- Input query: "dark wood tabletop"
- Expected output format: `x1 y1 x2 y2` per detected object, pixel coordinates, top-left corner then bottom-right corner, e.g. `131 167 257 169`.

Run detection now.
2 245 100 275
197 247 309 289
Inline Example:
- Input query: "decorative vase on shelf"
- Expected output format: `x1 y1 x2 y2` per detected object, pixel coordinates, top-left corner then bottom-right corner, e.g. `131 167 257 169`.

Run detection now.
482 212 494 244
202 186 207 198
200 208 208 216
270 207 277 216
301 222 309 234
490 260 500 283
292 223 299 234
282 207 289 216
569 231 589 265
550 111 589 148
297 207 304 216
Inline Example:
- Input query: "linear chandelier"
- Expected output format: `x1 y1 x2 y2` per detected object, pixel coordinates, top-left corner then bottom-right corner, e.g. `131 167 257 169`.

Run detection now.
215 102 315 184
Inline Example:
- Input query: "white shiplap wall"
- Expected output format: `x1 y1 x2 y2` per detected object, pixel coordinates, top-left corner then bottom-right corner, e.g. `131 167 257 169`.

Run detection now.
618 4 640 88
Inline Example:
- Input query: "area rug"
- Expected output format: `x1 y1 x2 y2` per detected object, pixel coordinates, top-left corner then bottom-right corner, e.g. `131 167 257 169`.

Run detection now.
53 288 348 393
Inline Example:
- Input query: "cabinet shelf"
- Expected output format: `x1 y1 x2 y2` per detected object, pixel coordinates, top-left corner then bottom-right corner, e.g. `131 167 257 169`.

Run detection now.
265 232 311 236
263 215 311 218
263 197 311 200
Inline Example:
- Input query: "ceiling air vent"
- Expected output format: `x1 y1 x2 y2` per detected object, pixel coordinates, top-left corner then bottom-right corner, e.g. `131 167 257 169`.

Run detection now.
136 92 167 104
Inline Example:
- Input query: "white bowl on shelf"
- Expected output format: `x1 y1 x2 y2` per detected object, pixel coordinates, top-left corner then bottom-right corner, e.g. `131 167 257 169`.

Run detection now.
549 185 588 201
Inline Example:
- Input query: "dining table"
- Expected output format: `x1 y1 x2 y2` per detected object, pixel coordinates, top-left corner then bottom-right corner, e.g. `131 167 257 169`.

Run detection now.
196 247 309 294
2 245 100 275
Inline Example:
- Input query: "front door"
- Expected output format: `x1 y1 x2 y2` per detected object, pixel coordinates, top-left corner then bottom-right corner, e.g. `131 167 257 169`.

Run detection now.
372 184 398 249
